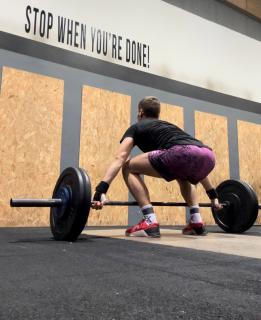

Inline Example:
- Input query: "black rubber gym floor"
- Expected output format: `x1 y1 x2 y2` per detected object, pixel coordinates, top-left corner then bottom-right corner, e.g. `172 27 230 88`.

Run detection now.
0 227 260 320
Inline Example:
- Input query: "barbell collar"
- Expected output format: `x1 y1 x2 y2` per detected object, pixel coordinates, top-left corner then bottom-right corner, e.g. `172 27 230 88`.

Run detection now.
10 198 64 207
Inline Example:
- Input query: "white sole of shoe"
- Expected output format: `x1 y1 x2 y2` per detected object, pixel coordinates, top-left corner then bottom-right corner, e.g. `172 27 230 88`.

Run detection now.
126 230 149 237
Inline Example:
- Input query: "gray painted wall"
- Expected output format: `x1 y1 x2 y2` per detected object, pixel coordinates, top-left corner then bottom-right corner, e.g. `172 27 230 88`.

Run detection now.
163 0 261 42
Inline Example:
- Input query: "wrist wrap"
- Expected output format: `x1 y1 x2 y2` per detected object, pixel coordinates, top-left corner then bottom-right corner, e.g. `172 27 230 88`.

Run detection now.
206 188 218 200
95 181 109 194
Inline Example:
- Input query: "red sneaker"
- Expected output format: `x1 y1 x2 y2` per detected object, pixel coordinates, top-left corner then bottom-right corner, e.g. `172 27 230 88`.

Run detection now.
182 222 208 236
125 219 161 238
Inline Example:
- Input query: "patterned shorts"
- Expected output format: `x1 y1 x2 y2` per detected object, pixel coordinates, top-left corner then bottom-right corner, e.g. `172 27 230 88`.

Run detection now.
148 145 215 184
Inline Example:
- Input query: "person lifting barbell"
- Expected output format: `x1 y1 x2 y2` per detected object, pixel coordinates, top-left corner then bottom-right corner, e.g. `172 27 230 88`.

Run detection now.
11 98 259 241
92 96 223 237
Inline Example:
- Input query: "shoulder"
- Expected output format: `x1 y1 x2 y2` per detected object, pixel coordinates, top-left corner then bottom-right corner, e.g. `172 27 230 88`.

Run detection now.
125 123 138 133
120 123 138 143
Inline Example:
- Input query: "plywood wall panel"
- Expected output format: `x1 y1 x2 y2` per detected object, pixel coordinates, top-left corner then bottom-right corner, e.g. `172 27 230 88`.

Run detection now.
145 103 186 225
0 67 64 226
246 0 261 19
225 0 261 19
226 0 246 9
237 120 261 224
195 112 230 224
80 86 131 226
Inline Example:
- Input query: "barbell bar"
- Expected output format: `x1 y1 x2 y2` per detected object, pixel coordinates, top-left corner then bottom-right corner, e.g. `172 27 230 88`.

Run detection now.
10 167 260 241
10 199 230 208
10 199 64 207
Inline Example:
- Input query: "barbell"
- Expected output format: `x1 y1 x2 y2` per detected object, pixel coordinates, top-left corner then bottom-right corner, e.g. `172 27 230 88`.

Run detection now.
10 167 260 241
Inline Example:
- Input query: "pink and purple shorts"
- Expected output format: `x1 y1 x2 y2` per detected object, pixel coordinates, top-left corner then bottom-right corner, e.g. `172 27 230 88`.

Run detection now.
148 145 215 184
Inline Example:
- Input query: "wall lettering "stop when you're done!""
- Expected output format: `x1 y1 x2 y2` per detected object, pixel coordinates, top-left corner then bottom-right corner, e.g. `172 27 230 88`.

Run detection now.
24 5 150 68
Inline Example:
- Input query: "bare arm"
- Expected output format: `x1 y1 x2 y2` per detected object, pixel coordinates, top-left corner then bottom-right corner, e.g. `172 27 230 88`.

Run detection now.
200 176 214 191
92 137 133 210
91 138 134 209
102 137 134 184
200 176 223 210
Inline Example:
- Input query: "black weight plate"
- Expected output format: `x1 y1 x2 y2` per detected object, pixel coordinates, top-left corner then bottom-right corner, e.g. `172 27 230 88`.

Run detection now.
50 167 92 241
212 179 258 233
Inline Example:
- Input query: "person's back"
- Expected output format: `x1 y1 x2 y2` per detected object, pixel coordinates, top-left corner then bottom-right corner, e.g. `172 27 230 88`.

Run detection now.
127 118 206 152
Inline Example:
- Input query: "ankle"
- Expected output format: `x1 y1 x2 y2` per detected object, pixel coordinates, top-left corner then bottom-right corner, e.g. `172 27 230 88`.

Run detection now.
144 215 158 224
189 206 203 223
141 204 158 224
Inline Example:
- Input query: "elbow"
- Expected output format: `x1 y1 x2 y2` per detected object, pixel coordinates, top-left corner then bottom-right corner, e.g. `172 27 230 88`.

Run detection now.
114 152 129 165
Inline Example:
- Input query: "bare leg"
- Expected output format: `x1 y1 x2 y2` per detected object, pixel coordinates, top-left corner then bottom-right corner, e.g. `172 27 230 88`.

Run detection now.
122 170 150 207
123 153 162 237
122 153 161 207
177 179 205 227
177 179 199 207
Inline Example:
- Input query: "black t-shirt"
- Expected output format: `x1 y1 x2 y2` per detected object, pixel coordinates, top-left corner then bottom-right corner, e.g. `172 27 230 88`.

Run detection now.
120 118 207 152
